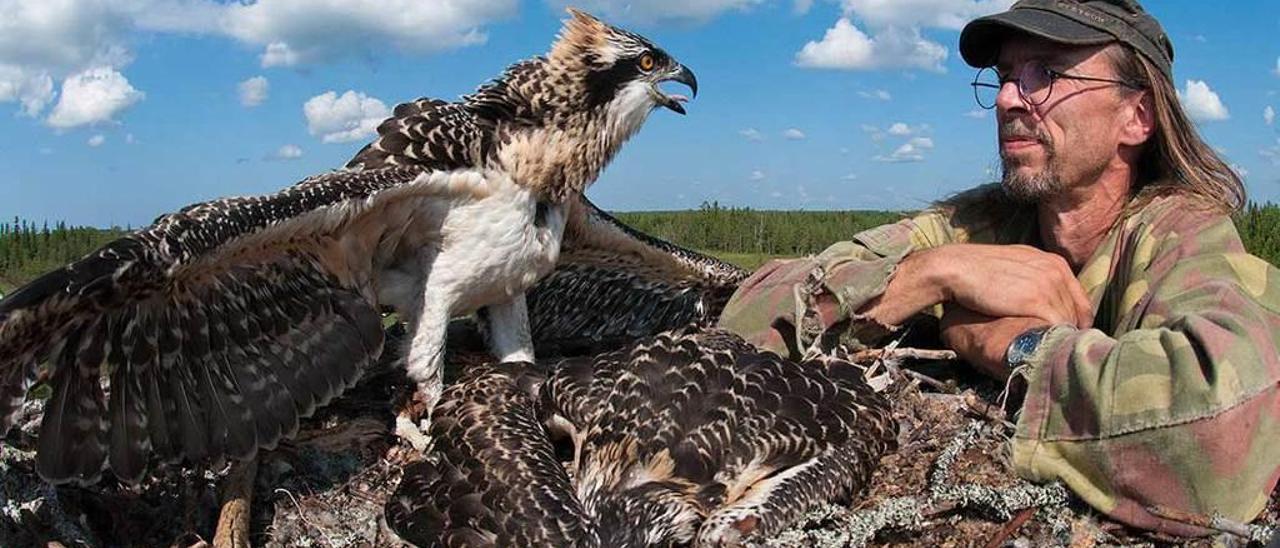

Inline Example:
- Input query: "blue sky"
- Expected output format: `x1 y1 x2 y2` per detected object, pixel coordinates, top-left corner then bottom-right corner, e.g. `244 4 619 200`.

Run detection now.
0 0 1277 228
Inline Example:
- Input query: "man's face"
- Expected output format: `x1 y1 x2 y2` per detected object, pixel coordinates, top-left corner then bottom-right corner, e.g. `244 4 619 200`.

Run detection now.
994 36 1133 202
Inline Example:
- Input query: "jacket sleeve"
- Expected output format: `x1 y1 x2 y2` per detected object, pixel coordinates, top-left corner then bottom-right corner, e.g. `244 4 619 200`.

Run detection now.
1012 213 1280 536
717 209 959 358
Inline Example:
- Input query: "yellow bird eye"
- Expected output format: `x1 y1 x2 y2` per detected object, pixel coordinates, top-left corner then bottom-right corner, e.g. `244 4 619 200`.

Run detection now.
639 54 655 72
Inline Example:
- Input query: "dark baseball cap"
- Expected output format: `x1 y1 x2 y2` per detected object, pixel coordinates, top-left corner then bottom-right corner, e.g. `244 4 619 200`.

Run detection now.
959 0 1174 82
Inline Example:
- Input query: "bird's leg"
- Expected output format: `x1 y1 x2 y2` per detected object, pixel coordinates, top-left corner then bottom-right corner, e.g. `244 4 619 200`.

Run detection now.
483 294 535 363
213 456 257 548
395 295 450 451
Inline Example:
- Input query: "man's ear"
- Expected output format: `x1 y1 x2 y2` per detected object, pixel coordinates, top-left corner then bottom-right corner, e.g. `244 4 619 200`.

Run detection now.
1119 91 1155 146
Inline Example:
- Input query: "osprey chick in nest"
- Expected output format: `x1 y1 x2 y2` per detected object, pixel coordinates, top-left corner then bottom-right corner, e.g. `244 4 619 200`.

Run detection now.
0 9 696 485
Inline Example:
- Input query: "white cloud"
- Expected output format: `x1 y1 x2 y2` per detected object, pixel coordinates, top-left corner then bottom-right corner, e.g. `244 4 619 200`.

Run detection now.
857 89 892 101
964 109 989 118
259 42 299 68
1178 80 1229 122
839 0 1015 30
749 169 766 181
887 122 912 136
1266 106 1275 126
125 132 135 143
0 0 515 119
0 66 54 116
795 18 946 71
841 173 858 181
238 75 269 107
223 0 517 66
1275 56 1280 77
793 0 814 14
46 67 144 129
304 90 390 143
1230 164 1248 178
87 134 105 147
797 0 1012 72
782 128 806 140
269 143 303 160
739 128 764 141
875 136 934 163
550 0 764 24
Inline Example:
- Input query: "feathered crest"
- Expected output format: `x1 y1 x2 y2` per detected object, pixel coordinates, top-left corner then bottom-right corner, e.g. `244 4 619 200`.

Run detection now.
550 8 617 68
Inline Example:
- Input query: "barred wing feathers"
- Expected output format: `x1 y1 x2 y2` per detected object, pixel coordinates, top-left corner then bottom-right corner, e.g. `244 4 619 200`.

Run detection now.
0 165 492 485
388 327 897 546
527 197 749 354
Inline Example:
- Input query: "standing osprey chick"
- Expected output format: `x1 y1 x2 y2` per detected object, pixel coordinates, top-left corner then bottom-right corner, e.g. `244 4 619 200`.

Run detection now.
0 9 696 485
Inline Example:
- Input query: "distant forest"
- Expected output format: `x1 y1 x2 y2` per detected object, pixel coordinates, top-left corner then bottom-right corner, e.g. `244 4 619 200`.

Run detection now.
1 203 1278 294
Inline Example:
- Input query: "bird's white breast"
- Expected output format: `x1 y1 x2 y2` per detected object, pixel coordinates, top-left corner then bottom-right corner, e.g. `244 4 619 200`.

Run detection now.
373 168 566 316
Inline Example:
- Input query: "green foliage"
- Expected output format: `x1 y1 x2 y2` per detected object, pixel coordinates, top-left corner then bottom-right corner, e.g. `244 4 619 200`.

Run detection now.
0 218 126 294
0 203 1276 294
1235 203 1280 268
616 201 904 257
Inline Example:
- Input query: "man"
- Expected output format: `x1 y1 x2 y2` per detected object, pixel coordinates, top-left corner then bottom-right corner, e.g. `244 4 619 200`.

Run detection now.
719 0 1280 536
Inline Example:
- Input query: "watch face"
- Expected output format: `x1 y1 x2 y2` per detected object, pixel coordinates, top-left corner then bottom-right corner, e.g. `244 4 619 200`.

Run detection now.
1007 327 1048 366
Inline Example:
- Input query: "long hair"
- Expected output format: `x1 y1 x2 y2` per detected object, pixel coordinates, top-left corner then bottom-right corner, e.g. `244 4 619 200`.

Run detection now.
1106 45 1247 214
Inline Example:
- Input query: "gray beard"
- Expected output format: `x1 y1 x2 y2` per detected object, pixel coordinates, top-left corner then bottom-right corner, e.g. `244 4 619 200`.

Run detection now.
1000 150 1063 203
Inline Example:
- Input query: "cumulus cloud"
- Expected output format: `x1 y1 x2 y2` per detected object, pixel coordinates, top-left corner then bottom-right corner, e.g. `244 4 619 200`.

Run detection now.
739 128 765 141
795 19 946 71
797 0 1013 72
221 0 517 66
259 42 298 68
793 0 814 14
749 169 766 181
857 89 892 101
887 122 913 136
1265 105 1275 126
87 134 105 147
782 128 806 140
549 0 764 25
304 90 390 143
964 109 989 118
1178 80 1229 122
841 0 1015 30
268 143 303 160
238 75 269 107
0 66 55 116
0 0 517 119
875 136 934 163
46 67 144 129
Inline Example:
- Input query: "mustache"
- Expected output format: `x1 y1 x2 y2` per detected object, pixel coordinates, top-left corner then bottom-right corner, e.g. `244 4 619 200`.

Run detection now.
999 120 1051 145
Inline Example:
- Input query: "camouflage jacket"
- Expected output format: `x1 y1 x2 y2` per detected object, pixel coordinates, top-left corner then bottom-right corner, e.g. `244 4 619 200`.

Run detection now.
718 185 1280 535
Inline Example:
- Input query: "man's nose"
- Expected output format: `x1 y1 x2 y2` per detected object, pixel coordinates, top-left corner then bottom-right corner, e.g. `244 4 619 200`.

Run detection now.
995 79 1027 112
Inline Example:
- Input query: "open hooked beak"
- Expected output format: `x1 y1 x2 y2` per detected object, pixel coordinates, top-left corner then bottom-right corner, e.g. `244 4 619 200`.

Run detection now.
656 64 698 115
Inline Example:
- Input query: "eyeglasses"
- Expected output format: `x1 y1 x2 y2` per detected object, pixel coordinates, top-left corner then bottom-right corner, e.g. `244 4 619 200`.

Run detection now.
971 62 1143 110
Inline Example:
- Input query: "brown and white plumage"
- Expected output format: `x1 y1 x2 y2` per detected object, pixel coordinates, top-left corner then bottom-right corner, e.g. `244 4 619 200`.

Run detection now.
526 197 749 356
385 326 897 547
0 10 696 485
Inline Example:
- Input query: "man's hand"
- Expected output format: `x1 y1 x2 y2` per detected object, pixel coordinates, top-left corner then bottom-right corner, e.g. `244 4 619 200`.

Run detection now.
940 306 1048 379
861 243 1093 329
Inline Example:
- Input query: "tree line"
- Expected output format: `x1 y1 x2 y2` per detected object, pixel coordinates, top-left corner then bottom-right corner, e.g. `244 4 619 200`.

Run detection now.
0 218 126 293
1 203 1278 294
618 201 1280 268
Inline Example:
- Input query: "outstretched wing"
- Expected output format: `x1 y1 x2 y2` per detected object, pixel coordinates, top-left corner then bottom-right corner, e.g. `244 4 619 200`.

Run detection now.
346 58 544 172
525 196 749 356
384 362 601 547
0 164 493 485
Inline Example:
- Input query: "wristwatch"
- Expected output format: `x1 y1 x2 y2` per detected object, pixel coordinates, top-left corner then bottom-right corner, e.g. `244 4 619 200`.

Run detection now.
1005 326 1052 370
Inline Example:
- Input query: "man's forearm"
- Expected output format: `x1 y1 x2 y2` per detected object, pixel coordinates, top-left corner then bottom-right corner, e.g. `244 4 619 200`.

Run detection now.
857 249 947 327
